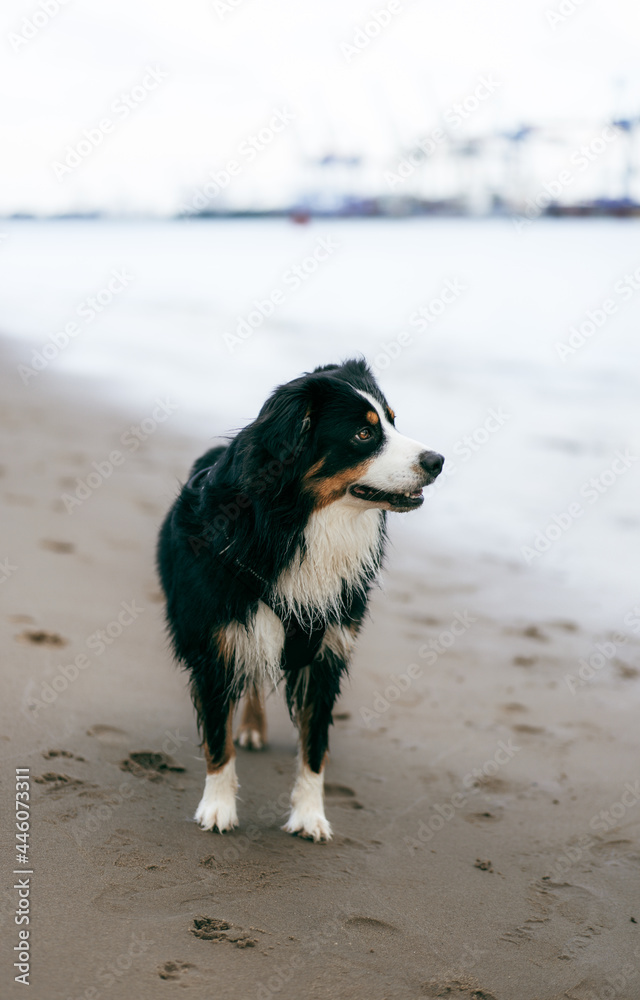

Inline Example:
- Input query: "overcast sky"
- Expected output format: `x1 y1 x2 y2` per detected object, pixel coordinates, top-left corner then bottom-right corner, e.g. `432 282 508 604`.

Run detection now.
1 0 639 214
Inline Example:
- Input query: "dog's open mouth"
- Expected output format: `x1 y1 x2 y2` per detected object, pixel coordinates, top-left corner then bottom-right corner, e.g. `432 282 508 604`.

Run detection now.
349 484 424 510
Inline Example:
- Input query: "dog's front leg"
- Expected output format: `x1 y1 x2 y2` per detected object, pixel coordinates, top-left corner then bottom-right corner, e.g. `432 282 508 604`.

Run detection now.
283 639 347 842
192 667 239 833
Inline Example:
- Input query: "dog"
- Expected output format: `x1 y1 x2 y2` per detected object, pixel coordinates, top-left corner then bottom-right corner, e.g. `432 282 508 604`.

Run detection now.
157 359 443 841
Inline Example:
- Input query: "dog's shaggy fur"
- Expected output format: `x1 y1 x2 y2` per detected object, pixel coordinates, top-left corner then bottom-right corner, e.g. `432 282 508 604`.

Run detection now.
157 360 443 840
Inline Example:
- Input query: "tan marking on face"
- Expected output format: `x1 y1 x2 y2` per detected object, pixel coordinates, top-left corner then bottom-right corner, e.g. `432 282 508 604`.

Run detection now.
386 407 395 423
305 457 326 479
366 410 379 425
203 700 236 774
304 459 373 510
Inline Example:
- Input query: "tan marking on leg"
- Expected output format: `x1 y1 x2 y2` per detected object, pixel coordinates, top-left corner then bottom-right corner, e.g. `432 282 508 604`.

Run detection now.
297 705 327 774
236 685 267 750
203 700 235 775
212 625 233 667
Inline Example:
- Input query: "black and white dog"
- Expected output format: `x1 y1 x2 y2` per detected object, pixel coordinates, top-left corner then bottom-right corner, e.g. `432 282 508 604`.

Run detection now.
157 360 443 841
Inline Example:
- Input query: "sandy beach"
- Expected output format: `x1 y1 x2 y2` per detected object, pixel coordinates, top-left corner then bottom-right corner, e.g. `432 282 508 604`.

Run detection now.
1 328 640 1000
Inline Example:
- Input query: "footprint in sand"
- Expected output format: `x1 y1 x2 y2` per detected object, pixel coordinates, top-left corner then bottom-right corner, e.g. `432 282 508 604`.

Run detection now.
33 772 86 792
616 661 640 680
16 629 68 647
344 915 399 934
86 724 129 745
464 811 501 825
119 751 185 781
550 620 579 633
507 624 548 642
513 655 537 667
500 702 528 714
42 749 86 761
199 855 220 870
158 961 197 982
191 916 257 948
501 877 607 955
334 836 380 852
39 539 75 554
421 977 497 999
325 783 364 810
325 783 355 797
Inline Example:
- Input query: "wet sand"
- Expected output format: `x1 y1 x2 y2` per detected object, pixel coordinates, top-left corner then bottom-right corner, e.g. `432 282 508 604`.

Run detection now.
2 337 640 1000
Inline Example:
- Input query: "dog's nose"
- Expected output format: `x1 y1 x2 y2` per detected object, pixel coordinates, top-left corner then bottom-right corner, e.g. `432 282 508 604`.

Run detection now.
418 451 444 477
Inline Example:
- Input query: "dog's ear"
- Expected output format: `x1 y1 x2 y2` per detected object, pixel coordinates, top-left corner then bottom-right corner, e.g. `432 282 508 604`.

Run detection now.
253 374 321 467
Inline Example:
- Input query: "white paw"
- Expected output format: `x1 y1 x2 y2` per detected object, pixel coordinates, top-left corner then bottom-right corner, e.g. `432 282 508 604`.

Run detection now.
282 762 332 842
194 760 239 833
283 809 332 842
236 727 264 750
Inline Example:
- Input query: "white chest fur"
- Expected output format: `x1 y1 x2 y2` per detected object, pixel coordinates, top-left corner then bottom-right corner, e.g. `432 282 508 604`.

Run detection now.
274 501 383 620
226 502 382 688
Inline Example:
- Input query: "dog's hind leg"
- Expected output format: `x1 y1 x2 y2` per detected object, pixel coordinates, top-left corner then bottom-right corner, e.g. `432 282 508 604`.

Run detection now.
235 684 267 750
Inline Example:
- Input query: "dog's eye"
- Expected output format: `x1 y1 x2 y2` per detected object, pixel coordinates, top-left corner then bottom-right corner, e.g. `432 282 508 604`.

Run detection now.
355 427 372 441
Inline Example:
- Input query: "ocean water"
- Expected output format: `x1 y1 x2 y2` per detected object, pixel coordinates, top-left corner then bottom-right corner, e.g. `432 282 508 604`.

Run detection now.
2 217 639 628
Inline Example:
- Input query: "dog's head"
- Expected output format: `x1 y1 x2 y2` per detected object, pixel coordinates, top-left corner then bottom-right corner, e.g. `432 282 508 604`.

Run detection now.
251 359 443 513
